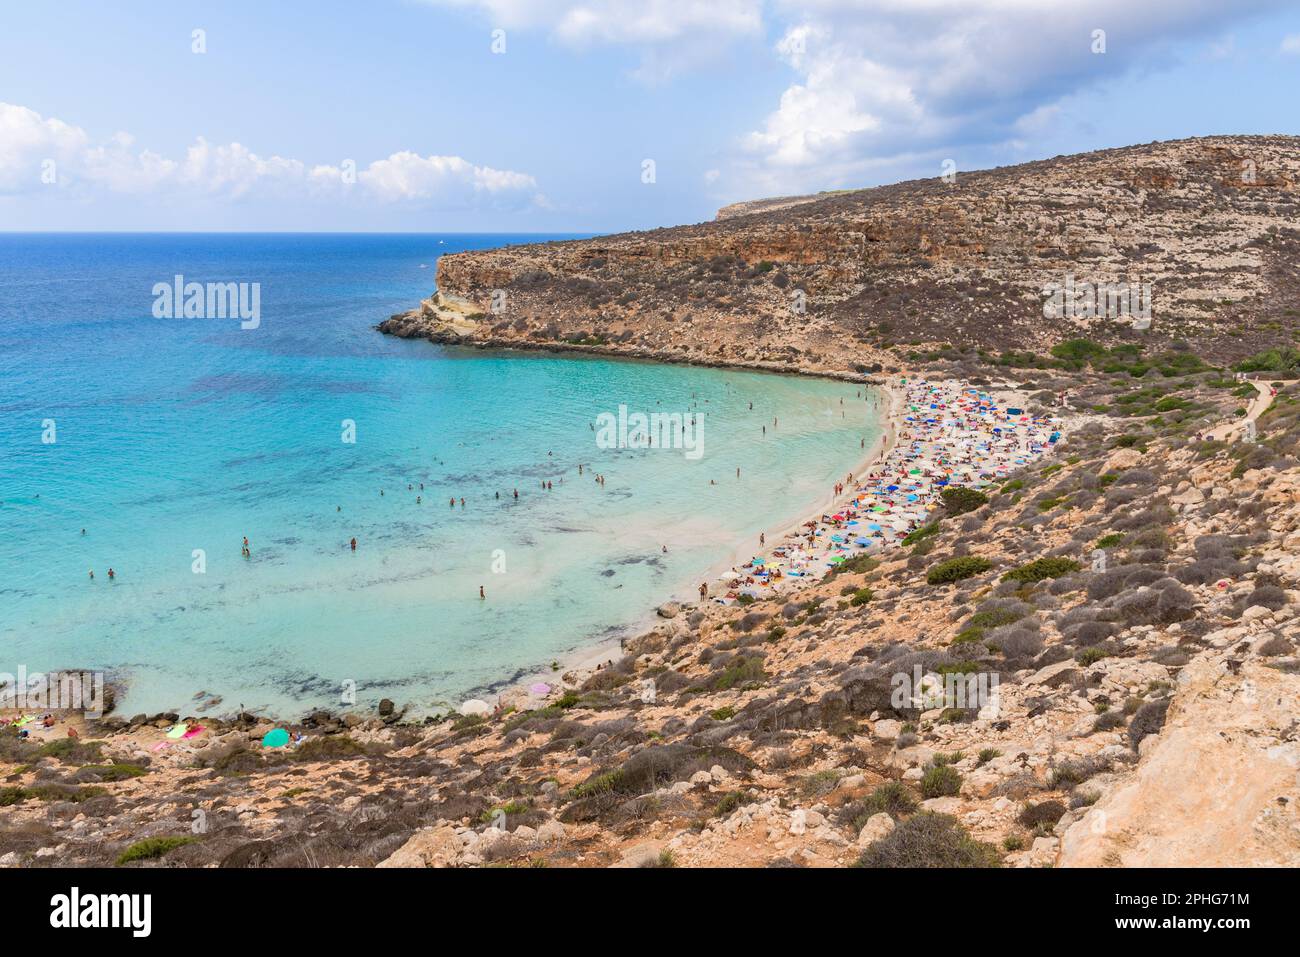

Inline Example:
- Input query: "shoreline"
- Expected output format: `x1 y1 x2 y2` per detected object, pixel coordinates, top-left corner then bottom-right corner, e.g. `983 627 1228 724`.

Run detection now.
72 349 888 730
61 343 1044 733
480 376 902 714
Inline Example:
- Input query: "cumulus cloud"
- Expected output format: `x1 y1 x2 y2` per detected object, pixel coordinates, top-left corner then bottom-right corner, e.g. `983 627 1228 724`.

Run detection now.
732 0 1292 194
0 102 540 209
425 0 763 79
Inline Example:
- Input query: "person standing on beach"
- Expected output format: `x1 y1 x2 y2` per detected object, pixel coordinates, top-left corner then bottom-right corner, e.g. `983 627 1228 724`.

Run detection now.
479 585 485 600
699 582 708 600
759 532 765 547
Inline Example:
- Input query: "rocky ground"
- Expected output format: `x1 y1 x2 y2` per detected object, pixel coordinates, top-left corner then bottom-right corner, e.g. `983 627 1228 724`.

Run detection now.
3 352 1298 868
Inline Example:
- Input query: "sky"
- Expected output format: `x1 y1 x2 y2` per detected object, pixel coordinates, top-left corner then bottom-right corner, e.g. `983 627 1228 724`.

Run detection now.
1 0 1297 233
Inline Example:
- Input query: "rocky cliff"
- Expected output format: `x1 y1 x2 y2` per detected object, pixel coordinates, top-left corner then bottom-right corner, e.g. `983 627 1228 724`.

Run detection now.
381 135 1300 374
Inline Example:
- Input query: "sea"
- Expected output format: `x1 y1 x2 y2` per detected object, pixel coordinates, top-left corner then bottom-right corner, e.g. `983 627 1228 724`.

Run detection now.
0 233 882 718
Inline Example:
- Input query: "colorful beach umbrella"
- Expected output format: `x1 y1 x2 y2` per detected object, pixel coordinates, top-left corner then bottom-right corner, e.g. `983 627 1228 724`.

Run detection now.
262 728 290 748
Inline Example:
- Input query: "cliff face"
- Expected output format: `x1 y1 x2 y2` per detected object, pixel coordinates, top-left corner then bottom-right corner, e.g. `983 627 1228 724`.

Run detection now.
381 135 1300 373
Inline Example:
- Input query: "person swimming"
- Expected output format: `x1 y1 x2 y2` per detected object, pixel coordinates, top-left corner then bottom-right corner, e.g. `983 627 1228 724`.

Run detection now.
88 569 94 579
350 537 357 551
107 568 115 580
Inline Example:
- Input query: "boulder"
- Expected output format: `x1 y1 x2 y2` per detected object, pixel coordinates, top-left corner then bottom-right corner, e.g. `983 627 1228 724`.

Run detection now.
856 812 895 847
1060 651 1300 866
376 826 462 868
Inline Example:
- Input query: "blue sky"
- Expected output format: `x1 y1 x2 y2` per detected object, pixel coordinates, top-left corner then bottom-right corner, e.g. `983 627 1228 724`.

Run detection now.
1 0 1297 232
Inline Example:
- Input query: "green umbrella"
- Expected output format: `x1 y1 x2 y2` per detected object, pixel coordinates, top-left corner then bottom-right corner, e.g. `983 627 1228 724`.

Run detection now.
262 728 290 748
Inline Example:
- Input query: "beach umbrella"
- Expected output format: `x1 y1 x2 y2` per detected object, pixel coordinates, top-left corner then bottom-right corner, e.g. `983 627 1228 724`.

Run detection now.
262 728 290 748
529 682 551 695
165 724 188 740
460 699 491 716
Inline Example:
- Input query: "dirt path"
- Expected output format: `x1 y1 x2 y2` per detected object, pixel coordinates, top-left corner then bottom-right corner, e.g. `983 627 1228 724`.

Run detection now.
1203 377 1294 442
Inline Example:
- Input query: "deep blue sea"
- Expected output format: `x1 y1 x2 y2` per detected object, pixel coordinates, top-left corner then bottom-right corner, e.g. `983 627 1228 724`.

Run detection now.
0 233 880 718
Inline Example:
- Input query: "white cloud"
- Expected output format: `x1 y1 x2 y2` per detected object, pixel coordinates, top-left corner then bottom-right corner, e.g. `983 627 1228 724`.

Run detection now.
425 0 763 80
0 102 540 209
733 0 1291 195
1283 33 1300 54
428 0 761 41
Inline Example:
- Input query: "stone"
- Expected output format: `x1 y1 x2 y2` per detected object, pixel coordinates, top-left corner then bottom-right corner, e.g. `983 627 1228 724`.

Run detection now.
873 718 902 741
536 820 566 845
377 826 462 868
857 812 895 847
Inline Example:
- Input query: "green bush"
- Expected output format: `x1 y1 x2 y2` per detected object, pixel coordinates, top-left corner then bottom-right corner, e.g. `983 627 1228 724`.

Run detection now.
116 836 196 866
927 556 993 585
901 523 940 547
849 587 874 606
920 764 963 798
854 812 1001 868
1001 557 1081 583
941 486 989 516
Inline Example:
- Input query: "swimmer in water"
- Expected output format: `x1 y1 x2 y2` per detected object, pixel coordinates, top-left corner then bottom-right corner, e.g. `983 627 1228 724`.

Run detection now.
88 570 94 580
479 585 485 600
107 568 115 580
350 537 357 551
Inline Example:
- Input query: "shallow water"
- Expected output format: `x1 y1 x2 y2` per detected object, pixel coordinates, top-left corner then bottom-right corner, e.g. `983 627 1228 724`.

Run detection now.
0 233 882 717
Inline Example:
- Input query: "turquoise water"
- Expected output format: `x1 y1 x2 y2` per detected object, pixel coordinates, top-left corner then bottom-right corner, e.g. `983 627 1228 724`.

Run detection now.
0 234 880 718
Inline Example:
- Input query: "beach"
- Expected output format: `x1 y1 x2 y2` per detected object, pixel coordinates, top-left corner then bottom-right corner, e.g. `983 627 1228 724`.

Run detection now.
496 372 1067 713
